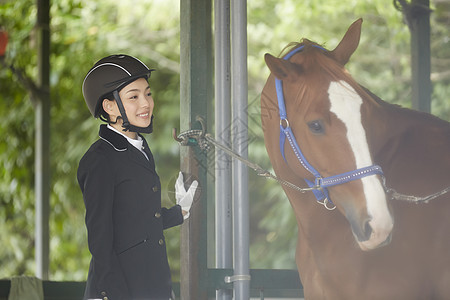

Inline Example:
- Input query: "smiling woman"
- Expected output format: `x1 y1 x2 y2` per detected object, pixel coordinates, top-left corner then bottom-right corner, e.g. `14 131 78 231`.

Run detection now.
103 78 155 139
78 54 198 300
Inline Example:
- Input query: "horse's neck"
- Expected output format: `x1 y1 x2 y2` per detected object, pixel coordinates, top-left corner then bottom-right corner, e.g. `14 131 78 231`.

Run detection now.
371 103 450 159
369 102 450 193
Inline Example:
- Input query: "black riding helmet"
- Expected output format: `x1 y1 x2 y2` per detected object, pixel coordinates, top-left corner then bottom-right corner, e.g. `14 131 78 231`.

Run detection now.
82 54 155 133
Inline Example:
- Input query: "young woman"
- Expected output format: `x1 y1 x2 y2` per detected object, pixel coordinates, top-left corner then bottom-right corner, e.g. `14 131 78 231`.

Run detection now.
78 54 197 300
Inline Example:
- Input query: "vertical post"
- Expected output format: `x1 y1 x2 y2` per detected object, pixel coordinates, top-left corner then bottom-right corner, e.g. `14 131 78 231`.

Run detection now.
180 0 212 299
35 0 50 280
214 0 233 299
410 0 431 113
231 0 250 299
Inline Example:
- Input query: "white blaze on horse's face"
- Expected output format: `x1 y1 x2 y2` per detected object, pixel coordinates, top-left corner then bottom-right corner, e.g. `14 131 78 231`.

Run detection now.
328 80 393 251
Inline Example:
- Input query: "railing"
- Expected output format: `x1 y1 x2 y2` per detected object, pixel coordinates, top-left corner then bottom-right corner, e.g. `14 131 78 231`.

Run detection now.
0 280 85 300
1 269 303 299
207 269 303 298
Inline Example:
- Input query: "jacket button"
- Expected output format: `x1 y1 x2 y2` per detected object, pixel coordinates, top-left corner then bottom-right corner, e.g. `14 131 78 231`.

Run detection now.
154 212 161 218
152 186 159 192
158 239 164 245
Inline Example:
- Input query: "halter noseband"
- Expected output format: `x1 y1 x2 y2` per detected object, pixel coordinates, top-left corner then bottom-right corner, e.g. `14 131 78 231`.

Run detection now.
275 45 384 210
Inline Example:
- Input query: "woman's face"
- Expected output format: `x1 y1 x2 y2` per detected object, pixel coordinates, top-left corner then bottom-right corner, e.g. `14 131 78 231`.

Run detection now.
106 77 154 138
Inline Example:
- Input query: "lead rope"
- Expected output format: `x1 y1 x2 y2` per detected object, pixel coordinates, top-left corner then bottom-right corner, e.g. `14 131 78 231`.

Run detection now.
173 123 450 204
381 175 450 203
204 133 320 194
173 127 318 195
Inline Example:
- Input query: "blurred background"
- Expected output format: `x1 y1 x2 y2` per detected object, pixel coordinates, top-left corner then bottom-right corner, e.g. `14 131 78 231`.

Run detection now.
0 0 449 283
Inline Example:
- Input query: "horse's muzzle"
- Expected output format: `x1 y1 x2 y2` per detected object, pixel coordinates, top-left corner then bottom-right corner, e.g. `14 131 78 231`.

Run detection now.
346 210 393 251
349 217 372 243
357 219 393 251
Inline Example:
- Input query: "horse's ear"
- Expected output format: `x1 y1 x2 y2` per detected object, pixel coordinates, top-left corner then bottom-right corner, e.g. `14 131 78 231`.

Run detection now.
330 18 363 66
264 53 302 81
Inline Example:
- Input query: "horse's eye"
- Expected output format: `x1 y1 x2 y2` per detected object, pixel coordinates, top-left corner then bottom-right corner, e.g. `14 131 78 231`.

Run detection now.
307 120 325 135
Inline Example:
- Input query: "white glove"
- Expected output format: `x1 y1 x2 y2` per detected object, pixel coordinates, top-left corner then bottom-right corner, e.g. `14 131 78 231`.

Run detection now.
175 172 198 219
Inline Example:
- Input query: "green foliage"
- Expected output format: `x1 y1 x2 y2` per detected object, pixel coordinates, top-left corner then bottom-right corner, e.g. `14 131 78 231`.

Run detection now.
1 0 182 281
0 0 448 283
1 0 39 279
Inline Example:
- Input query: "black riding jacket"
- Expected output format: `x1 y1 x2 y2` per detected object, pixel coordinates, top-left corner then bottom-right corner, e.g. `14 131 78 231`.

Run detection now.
77 125 183 300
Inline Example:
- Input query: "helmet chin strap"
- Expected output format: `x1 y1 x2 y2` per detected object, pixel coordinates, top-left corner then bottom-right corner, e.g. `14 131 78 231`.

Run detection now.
112 90 154 134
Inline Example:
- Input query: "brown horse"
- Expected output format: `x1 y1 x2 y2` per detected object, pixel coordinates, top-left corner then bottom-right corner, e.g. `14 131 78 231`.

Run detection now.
261 19 450 299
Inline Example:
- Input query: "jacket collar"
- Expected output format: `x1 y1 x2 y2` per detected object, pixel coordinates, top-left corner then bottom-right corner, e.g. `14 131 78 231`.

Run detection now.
99 124 156 171
99 124 149 153
99 124 129 151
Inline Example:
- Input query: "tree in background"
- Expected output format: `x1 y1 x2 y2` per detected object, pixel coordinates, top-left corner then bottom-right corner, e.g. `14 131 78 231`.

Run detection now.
0 0 182 281
0 0 448 281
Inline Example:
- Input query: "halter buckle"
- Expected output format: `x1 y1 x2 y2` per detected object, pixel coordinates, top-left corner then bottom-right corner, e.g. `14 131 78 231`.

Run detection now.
315 177 323 188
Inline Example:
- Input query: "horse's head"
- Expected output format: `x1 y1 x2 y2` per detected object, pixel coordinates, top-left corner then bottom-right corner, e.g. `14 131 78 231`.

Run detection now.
261 19 393 251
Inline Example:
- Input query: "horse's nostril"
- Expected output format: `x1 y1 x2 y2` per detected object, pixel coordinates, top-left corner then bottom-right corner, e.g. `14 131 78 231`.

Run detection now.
363 220 372 240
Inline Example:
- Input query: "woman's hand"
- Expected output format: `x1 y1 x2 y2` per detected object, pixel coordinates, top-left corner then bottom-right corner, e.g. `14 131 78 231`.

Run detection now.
175 172 198 219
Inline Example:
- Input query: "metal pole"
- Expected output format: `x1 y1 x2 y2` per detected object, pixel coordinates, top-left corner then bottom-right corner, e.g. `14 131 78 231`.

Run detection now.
214 0 233 299
231 0 250 299
35 0 50 280
410 0 431 113
180 0 212 299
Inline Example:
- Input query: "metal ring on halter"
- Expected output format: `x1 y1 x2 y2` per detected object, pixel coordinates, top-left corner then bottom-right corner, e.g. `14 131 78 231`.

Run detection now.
280 118 290 129
318 197 336 211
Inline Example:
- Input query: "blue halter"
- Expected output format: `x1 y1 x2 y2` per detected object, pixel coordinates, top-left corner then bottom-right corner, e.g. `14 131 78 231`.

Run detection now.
275 45 384 209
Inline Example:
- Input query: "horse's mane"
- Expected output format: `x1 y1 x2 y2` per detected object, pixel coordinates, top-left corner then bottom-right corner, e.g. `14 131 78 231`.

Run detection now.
280 39 450 127
279 39 384 110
